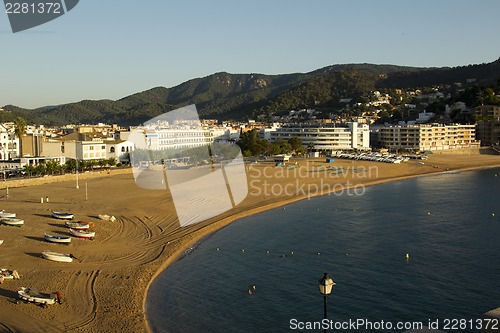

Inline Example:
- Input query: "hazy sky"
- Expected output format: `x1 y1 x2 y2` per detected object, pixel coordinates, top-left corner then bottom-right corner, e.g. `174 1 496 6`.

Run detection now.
1 0 500 108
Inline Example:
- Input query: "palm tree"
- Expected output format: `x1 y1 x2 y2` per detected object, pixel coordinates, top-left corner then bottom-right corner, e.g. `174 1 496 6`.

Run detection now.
13 117 27 159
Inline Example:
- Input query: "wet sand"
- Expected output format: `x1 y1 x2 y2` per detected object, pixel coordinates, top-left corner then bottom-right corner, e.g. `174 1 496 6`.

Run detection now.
0 153 499 332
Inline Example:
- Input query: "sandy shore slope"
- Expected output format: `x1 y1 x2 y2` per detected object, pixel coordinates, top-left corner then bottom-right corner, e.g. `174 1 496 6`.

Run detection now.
0 153 499 332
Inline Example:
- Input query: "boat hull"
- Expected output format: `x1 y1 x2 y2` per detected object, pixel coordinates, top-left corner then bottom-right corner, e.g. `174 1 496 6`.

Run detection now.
64 222 90 230
41 251 73 262
1 218 24 226
69 228 95 239
18 287 56 305
51 212 74 220
44 234 71 244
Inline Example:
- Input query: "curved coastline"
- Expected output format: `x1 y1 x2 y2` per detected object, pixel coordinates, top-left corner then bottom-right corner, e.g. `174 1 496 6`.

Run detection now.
142 160 500 333
0 155 499 332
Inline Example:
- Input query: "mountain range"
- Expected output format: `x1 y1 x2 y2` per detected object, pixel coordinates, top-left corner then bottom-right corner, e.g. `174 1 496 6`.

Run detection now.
2 58 500 126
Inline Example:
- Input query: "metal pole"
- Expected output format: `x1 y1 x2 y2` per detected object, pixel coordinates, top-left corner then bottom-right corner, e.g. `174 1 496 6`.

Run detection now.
76 159 79 189
324 295 328 333
85 182 88 201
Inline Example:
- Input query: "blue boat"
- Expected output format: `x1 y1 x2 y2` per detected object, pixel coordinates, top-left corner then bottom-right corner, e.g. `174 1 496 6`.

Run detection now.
51 211 74 220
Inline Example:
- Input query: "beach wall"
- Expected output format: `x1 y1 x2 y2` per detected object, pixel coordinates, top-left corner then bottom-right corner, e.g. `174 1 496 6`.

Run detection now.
431 148 497 155
0 168 133 189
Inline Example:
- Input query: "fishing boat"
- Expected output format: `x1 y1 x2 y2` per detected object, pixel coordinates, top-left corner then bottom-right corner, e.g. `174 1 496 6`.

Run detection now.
69 228 95 239
18 287 57 305
98 214 116 222
0 211 16 218
44 233 72 244
64 221 90 230
51 211 74 220
1 218 24 226
41 251 74 262
0 268 20 280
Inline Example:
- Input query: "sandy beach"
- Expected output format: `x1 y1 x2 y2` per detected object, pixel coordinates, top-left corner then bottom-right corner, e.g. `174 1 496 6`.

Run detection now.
0 152 499 332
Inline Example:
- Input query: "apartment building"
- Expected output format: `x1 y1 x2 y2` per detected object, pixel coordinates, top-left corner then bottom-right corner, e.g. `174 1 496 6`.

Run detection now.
475 105 500 146
270 123 370 151
379 124 480 151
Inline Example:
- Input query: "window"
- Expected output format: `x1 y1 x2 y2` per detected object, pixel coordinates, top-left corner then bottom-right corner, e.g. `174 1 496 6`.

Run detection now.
121 147 125 152
110 147 115 153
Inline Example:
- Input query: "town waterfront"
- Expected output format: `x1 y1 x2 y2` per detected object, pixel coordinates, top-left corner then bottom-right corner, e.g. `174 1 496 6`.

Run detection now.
146 168 500 333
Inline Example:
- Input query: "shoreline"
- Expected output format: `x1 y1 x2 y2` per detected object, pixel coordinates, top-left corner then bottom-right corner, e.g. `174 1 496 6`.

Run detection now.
0 154 499 332
142 160 500 333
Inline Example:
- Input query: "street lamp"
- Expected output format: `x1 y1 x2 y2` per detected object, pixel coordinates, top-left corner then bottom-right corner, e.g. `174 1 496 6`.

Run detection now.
318 272 336 332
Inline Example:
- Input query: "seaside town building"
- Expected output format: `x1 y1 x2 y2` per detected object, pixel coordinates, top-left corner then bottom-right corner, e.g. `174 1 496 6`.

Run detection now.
0 124 19 160
129 124 238 151
475 105 500 147
378 123 480 151
270 122 370 151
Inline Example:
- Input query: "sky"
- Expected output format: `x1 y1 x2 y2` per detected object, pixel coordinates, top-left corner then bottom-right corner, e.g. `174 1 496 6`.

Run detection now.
1 0 500 109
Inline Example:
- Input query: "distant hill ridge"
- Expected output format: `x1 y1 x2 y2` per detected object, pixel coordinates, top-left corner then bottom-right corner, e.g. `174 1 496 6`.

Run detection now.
2 58 500 126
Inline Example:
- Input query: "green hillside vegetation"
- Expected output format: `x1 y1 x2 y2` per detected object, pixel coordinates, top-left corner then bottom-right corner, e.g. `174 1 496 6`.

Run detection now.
2 58 500 126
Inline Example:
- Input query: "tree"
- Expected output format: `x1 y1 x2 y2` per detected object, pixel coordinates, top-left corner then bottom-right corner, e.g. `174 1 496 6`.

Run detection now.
237 129 270 156
13 117 27 159
288 137 303 151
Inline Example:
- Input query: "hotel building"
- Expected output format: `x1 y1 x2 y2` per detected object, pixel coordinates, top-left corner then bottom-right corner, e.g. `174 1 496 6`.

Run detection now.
270 123 370 151
379 124 480 151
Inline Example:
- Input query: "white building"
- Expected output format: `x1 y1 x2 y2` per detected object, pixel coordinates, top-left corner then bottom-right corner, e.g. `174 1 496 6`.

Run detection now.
0 124 18 160
106 140 134 163
416 111 436 123
270 123 370 151
132 125 233 151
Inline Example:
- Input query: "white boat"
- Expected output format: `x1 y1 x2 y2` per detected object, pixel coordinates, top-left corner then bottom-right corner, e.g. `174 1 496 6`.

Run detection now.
0 212 16 218
69 228 95 239
1 218 24 226
41 251 74 263
0 268 20 280
18 287 57 305
44 234 72 244
0 240 3 245
51 211 74 220
98 214 116 222
64 221 90 230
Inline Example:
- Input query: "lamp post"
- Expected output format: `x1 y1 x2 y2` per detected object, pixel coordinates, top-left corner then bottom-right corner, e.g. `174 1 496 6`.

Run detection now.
318 272 336 333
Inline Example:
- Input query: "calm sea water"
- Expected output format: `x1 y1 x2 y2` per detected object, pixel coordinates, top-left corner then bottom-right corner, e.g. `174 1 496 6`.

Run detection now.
146 168 500 333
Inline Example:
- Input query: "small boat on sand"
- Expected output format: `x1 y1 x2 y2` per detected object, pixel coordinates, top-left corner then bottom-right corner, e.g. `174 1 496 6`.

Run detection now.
51 211 74 220
98 214 116 222
69 228 95 239
41 251 74 262
0 211 16 218
18 287 58 305
1 218 24 226
0 268 20 280
44 234 72 244
64 221 90 230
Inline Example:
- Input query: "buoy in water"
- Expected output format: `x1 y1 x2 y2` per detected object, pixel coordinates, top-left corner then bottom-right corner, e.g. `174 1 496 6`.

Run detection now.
405 253 410 260
241 249 245 252
427 212 431 215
